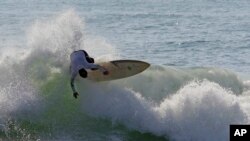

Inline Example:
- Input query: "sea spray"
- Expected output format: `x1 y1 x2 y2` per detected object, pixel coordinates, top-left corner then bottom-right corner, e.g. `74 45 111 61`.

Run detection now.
0 10 120 140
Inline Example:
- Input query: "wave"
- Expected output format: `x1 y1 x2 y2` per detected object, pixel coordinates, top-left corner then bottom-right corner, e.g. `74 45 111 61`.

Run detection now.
79 67 249 141
1 10 250 141
80 80 249 141
114 65 245 102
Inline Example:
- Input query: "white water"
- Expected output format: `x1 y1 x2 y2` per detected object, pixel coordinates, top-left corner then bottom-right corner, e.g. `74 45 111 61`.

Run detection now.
80 73 250 141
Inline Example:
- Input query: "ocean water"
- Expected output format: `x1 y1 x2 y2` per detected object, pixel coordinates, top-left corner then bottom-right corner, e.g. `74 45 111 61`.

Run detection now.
1 0 250 141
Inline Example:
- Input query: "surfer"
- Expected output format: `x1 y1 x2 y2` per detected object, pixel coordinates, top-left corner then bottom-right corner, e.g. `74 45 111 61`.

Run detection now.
70 50 109 99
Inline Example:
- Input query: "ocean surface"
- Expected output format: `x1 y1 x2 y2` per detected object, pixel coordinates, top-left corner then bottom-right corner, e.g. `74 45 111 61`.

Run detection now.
1 0 250 141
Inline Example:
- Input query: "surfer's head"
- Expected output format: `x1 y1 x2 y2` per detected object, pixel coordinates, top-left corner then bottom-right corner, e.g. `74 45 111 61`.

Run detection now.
79 68 87 78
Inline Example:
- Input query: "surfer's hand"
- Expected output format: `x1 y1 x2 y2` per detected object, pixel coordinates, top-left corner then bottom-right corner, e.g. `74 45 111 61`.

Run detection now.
103 70 109 75
73 92 79 99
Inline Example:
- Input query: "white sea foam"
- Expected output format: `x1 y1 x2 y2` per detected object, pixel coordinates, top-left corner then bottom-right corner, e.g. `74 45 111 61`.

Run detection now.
81 80 249 141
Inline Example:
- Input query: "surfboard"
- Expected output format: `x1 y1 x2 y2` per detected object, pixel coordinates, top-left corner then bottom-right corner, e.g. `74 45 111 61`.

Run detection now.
86 60 150 81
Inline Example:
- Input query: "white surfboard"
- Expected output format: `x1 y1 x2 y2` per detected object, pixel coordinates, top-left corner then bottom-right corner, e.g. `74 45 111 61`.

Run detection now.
87 60 150 81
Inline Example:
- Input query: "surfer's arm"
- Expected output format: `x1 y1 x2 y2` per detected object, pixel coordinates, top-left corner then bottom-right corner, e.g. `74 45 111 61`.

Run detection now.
70 77 77 93
70 72 79 99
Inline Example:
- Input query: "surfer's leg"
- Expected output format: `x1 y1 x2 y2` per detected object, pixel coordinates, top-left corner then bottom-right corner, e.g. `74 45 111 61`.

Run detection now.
91 68 98 71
